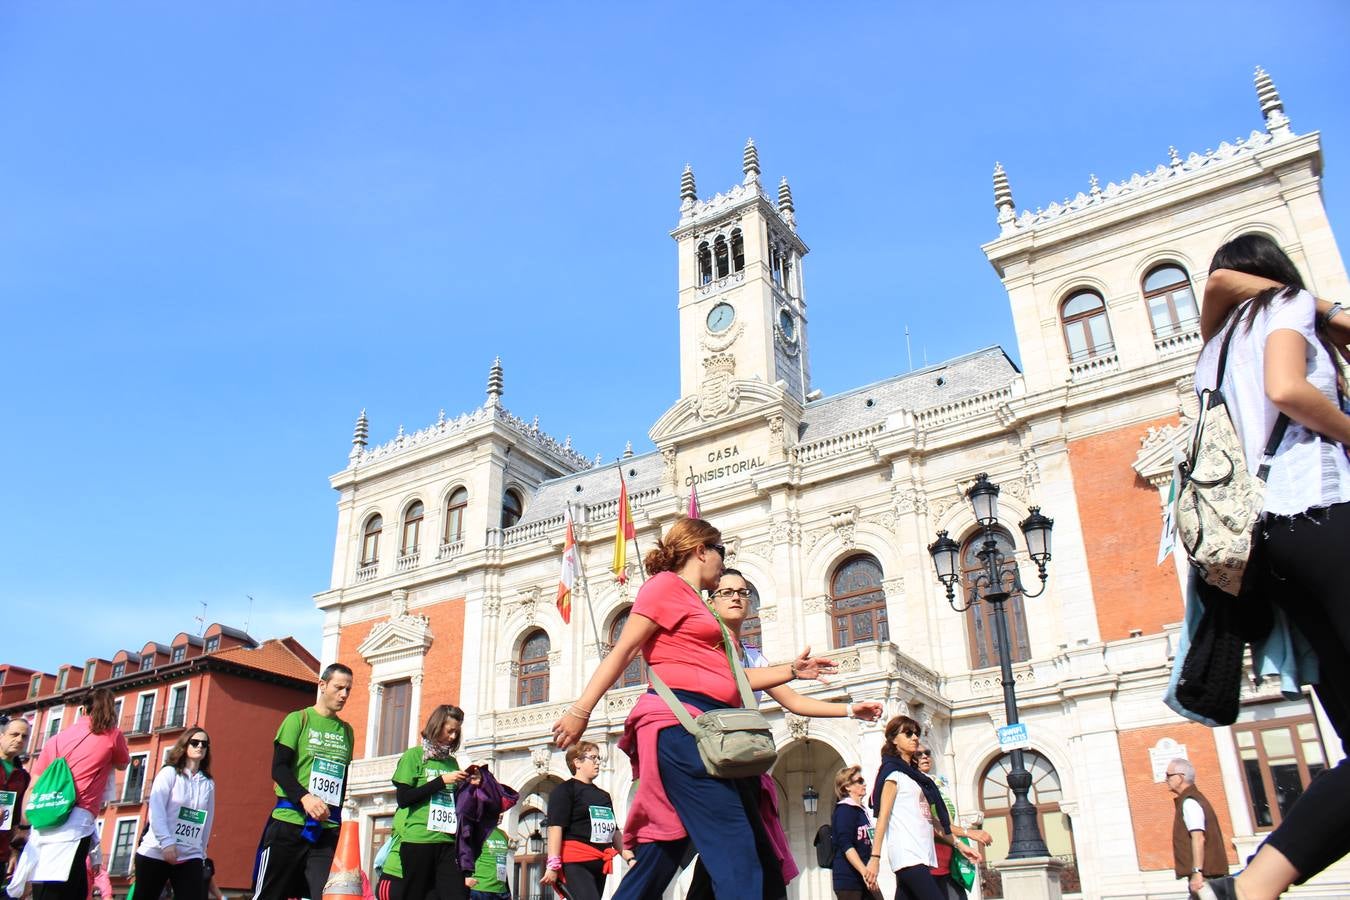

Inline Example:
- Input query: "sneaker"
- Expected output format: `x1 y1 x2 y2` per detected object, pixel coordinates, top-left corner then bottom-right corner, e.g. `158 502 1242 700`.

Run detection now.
1195 875 1237 900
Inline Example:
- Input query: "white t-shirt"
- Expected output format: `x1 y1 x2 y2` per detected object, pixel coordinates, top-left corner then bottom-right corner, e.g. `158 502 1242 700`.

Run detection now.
883 771 937 871
1182 797 1206 832
1193 289 1350 516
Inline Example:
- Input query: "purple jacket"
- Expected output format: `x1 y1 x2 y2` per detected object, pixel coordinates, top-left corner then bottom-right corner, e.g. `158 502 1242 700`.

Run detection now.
455 766 519 873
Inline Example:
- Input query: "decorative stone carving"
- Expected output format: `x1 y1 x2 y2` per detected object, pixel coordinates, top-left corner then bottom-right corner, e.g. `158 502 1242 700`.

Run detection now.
785 714 810 741
830 506 859 549
357 603 434 668
483 595 502 615
758 606 778 623
661 447 678 489
389 589 409 619
694 353 740 421
882 577 905 598
803 595 832 614
547 650 562 666
531 745 552 774
931 493 964 523
517 586 542 625
895 488 929 517
722 536 740 566
698 319 746 353
769 514 801 546
495 661 519 678
1133 421 1188 489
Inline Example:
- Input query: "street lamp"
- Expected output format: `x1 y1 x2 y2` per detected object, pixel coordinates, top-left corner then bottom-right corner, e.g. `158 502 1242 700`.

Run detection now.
802 737 819 814
926 473 1054 860
527 826 545 856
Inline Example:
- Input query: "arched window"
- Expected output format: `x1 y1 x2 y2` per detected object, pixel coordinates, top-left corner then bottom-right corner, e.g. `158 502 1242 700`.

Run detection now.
979 751 1079 893
362 515 383 565
501 489 523 529
1142 264 1199 338
444 488 468 543
609 609 646 689
714 236 729 279
697 242 713 285
516 630 550 706
739 577 762 650
402 501 423 555
829 555 888 649
779 253 794 296
962 528 1031 668
1060 290 1114 362
769 244 784 287
730 228 745 274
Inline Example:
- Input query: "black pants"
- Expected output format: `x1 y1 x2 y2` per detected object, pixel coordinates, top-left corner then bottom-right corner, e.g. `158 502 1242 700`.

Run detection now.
1258 502 1350 881
835 890 884 900
31 835 90 900
253 819 339 900
559 860 606 900
892 865 943 900
399 841 466 900
134 854 205 900
375 874 403 900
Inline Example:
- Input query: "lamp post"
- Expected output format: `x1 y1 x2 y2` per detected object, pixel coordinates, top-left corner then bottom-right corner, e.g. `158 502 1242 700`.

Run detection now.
927 473 1054 860
802 736 819 814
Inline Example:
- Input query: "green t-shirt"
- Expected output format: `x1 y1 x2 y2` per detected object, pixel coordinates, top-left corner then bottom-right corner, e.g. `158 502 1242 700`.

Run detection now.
391 747 460 844
1 757 13 776
382 838 403 879
272 708 354 828
472 828 510 893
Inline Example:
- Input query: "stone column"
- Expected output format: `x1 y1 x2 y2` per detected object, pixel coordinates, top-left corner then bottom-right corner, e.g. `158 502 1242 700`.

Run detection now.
365 683 383 757
992 856 1064 900
409 674 424 747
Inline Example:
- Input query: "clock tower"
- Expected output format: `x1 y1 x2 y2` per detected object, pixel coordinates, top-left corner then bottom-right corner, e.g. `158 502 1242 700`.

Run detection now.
670 140 811 409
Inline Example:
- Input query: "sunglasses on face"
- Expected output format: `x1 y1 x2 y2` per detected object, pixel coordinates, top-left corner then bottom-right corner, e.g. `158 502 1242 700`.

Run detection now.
713 588 752 599
188 739 209 748
899 729 921 739
848 777 866 786
705 543 726 558
915 751 932 758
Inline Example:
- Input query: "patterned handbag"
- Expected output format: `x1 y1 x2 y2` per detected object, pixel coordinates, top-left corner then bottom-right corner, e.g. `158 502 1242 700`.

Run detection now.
1177 308 1289 595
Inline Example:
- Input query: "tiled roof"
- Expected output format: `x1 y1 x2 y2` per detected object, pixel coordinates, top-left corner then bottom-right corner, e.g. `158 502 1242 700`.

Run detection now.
515 452 666 526
213 639 319 683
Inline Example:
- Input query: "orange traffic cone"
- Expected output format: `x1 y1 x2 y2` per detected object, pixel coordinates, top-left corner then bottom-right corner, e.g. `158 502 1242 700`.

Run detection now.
322 812 364 900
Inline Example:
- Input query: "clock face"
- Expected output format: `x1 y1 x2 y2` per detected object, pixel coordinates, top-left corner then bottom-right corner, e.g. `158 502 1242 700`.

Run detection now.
706 302 735 334
778 309 796 340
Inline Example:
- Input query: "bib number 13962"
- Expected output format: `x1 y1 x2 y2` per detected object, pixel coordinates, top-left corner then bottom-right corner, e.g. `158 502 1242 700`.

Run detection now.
428 791 458 835
309 758 346 807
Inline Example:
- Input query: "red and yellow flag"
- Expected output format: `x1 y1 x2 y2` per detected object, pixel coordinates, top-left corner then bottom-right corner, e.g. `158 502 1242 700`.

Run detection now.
613 471 636 582
557 507 577 623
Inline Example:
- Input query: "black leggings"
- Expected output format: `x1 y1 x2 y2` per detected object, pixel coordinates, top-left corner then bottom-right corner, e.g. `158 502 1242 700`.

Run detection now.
560 860 606 900
892 865 943 900
134 855 205 900
399 841 466 900
1258 502 1350 881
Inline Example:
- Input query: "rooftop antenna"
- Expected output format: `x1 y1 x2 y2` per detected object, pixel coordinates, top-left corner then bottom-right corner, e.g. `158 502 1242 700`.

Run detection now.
905 326 914 372
195 601 208 636
244 595 254 635
923 345 929 368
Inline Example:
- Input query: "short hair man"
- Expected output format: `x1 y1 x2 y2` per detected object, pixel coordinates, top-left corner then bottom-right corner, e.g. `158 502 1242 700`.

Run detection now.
1164 758 1228 896
253 663 355 900
1 716 33 889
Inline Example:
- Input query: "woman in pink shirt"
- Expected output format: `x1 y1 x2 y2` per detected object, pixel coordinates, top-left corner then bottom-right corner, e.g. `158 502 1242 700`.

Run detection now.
29 689 130 900
552 517 836 900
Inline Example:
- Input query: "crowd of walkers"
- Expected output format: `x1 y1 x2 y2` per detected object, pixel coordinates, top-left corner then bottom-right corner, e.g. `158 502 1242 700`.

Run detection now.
7 230 1349 900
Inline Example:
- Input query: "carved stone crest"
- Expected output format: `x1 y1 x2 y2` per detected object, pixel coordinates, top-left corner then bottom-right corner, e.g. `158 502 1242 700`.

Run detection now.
531 745 552 774
786 714 810 740
693 354 740 421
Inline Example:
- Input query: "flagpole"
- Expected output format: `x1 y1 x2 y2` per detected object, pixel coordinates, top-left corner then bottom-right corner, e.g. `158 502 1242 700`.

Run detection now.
687 466 700 517
569 502 605 655
615 460 648 584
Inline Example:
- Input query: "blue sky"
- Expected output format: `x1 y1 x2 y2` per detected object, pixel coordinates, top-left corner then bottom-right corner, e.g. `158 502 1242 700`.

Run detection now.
3 2 1348 670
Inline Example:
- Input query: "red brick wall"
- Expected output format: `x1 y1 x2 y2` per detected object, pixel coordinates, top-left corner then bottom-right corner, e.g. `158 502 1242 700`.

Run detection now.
1067 417 1183 640
1117 723 1238 872
337 597 466 758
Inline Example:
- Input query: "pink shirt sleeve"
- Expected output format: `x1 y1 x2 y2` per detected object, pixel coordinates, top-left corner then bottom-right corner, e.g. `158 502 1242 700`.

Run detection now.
111 730 130 767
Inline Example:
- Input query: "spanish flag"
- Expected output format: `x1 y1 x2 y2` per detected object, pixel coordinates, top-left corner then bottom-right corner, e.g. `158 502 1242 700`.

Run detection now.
557 506 577 624
613 470 636 583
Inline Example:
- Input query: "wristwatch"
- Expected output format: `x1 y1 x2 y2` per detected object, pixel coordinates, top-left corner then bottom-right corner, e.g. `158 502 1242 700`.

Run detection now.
1192 867 1203 874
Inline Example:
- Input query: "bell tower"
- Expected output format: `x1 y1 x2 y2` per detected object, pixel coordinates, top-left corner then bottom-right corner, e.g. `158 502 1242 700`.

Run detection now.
670 140 811 407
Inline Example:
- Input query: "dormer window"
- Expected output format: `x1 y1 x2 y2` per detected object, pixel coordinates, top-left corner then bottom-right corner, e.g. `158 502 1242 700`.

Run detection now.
83 663 96 685
205 637 220 653
29 675 41 698
112 663 125 678
140 656 154 672
172 646 186 663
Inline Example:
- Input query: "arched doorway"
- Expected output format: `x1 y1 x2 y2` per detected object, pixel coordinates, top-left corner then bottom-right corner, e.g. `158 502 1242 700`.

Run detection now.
772 739 846 900
509 775 562 900
976 750 1079 896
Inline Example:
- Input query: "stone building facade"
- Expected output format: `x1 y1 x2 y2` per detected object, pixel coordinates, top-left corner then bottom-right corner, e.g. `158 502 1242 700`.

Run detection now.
315 68 1349 899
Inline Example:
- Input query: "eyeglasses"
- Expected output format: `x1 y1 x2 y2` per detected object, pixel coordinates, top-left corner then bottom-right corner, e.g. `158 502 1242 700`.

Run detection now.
848 777 866 786
580 754 602 763
914 751 932 758
1165 772 1182 781
900 729 921 739
188 739 209 749
713 588 752 599
705 543 726 558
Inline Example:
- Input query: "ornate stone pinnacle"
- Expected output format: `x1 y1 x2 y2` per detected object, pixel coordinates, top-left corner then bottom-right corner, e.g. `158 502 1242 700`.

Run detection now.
1169 145 1182 167
1254 66 1291 137
992 162 1014 210
486 356 504 407
777 176 794 214
623 440 634 459
351 409 369 450
680 164 697 206
1088 173 1100 197
742 138 760 184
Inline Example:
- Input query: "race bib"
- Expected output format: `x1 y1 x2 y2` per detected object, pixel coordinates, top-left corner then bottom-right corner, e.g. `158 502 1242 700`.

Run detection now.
173 806 207 850
0 790 15 830
495 854 508 882
428 790 458 834
866 826 876 844
588 805 616 844
308 757 346 806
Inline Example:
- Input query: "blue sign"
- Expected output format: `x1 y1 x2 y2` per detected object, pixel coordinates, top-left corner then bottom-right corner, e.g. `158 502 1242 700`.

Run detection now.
998 723 1030 751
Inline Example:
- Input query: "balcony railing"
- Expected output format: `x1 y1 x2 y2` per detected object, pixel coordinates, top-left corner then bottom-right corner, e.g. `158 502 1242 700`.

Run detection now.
396 551 420 572
438 539 464 561
355 562 378 583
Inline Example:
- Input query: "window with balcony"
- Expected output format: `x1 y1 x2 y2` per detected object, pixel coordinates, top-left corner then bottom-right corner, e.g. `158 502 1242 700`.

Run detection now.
1234 698 1328 831
362 514 383 565
962 527 1031 668
109 819 138 876
501 489 523 529
133 693 155 734
444 488 468 543
45 708 63 742
1061 289 1114 362
166 684 188 729
609 610 646 689
376 679 411 757
122 754 148 803
112 698 124 730
829 555 888 648
516 630 550 706
1143 264 1199 338
402 500 424 555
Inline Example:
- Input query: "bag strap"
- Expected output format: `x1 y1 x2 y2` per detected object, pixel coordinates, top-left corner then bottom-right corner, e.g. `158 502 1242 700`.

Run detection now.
1210 301 1292 483
647 581 757 727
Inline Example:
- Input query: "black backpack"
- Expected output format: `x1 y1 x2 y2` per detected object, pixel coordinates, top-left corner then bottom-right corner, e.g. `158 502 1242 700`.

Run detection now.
813 823 834 868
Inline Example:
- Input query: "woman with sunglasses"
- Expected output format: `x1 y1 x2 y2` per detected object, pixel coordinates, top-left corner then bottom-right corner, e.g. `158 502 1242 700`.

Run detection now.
540 742 633 900
551 517 837 900
830 766 881 900
869 717 980 900
133 728 216 900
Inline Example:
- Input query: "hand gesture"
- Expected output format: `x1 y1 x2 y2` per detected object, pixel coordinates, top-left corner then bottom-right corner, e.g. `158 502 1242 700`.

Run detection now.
957 842 982 864
540 868 558 886
966 827 993 847
300 793 330 821
552 707 589 748
850 701 884 722
791 647 838 684
441 770 470 787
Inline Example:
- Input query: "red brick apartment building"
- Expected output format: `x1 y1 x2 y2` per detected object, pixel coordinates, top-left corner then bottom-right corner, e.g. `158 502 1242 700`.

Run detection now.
0 623 320 897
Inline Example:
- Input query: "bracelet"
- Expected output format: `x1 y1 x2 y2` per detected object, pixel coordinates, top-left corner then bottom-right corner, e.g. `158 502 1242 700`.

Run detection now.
546 856 563 871
844 703 857 719
789 661 801 679
565 705 592 719
1320 302 1345 329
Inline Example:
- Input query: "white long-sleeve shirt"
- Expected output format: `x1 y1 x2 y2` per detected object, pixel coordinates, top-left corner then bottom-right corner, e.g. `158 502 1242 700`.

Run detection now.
136 766 215 862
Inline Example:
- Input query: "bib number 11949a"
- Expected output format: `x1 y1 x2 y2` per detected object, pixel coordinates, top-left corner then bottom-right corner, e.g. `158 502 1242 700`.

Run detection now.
309 758 346 807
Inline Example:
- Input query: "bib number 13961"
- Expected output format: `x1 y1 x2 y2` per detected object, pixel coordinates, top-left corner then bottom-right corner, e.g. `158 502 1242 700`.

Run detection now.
309 758 346 807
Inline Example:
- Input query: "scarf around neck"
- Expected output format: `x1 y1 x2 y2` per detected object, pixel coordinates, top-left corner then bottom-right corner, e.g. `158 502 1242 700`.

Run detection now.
871 754 952 835
423 738 456 761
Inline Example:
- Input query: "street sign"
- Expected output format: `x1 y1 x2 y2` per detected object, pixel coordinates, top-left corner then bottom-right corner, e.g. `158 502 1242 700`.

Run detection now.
997 723 1030 751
